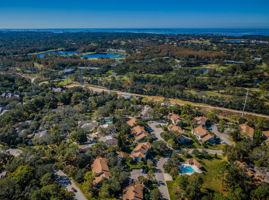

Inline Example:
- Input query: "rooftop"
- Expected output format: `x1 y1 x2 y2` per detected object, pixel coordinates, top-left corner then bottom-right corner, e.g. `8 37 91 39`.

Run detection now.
193 126 208 136
123 181 144 200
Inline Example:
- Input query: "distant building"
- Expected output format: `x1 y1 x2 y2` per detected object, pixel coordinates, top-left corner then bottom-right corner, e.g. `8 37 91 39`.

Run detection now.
122 94 132 99
225 60 244 64
62 68 75 75
253 57 262 62
239 124 254 139
34 130 50 138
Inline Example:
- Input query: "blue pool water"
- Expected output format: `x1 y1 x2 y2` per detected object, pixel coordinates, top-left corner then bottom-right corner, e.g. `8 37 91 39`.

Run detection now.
201 68 207 73
179 165 195 174
105 120 113 124
81 53 124 59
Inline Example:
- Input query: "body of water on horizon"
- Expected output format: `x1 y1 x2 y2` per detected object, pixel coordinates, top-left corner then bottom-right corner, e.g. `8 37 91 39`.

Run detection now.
1 28 269 36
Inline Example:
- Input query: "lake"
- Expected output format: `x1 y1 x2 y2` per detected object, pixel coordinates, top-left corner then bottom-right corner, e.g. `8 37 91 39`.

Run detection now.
36 51 124 59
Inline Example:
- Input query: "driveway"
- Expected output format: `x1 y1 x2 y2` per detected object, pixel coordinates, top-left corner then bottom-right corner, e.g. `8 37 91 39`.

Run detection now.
55 170 88 200
212 124 234 146
130 169 147 180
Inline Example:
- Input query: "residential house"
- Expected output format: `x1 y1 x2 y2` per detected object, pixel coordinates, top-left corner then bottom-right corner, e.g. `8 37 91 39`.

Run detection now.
122 181 144 200
118 151 127 160
99 136 118 146
200 134 215 143
80 121 99 132
168 124 184 134
192 126 215 143
140 105 153 119
131 125 149 142
168 113 182 125
235 161 265 184
178 134 193 144
130 142 151 161
127 117 137 127
91 157 111 185
193 126 209 139
239 124 254 139
194 116 208 127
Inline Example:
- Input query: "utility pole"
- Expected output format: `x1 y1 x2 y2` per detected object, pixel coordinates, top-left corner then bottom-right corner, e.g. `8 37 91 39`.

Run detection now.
242 89 249 116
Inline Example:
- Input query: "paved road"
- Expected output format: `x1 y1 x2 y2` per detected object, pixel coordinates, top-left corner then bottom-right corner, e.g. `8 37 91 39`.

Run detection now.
212 124 234 146
148 121 173 150
155 158 171 200
148 122 171 200
65 82 269 119
55 170 87 200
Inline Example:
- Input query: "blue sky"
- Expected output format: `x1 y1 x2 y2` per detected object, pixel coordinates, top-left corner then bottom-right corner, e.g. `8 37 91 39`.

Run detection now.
0 0 269 28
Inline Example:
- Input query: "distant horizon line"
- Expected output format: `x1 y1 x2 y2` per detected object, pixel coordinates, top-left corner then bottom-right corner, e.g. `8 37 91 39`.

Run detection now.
1 27 269 29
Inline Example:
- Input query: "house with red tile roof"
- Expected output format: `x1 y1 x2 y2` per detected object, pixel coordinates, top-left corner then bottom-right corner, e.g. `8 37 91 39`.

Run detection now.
131 125 149 142
130 142 151 161
239 124 254 138
168 124 184 134
127 117 137 127
186 158 203 169
168 113 182 125
194 116 208 127
192 126 215 143
122 181 144 200
91 157 111 185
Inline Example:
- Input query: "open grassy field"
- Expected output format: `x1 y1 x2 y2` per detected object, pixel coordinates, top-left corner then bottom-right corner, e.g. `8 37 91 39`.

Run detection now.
200 158 226 193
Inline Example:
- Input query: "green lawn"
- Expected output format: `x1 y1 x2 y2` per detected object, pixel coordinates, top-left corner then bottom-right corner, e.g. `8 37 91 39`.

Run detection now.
200 158 226 193
167 181 179 200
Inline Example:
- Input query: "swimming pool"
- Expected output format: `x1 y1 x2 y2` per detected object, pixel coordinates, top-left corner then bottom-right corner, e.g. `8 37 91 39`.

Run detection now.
179 165 195 174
